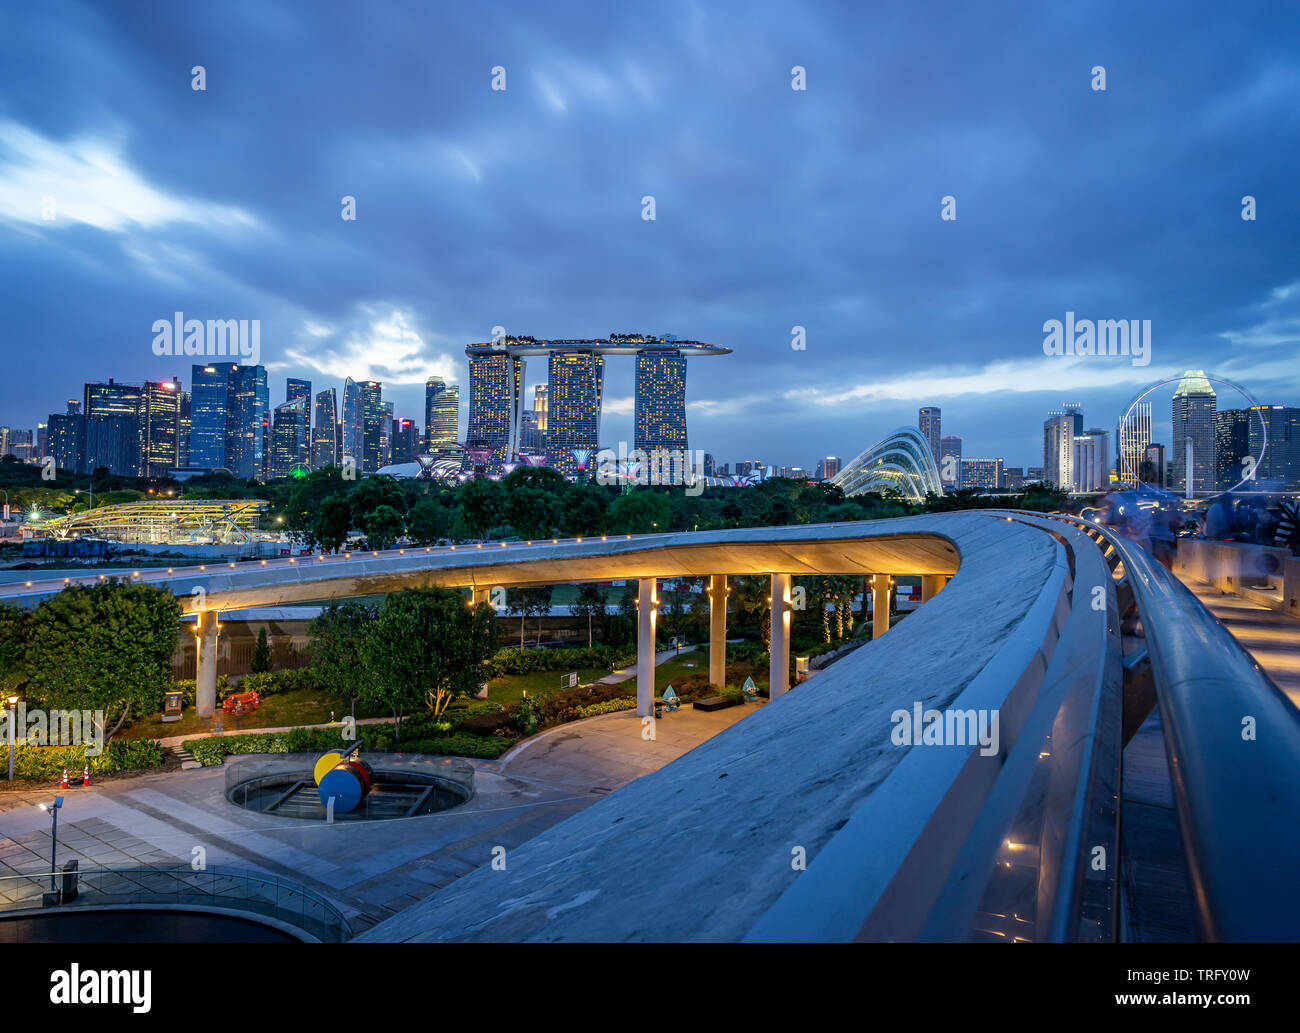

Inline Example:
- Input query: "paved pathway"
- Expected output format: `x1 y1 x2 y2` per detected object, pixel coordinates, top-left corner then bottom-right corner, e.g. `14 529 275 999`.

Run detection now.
0 704 756 935
1184 582 1300 707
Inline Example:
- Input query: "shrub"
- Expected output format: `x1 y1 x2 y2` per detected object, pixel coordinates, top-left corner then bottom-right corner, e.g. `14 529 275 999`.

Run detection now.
574 697 636 719
11 738 165 780
226 667 316 699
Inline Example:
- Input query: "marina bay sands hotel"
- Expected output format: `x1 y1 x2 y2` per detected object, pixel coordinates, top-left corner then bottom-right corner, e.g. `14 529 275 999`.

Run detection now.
465 334 731 474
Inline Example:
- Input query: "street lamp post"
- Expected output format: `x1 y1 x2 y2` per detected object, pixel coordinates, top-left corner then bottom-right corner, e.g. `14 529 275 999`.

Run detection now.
6 696 17 780
40 797 64 892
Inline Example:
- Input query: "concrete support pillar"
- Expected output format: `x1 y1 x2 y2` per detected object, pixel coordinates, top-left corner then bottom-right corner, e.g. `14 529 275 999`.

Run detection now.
920 575 943 602
709 575 727 689
636 577 658 717
769 573 791 699
196 613 219 719
871 574 893 640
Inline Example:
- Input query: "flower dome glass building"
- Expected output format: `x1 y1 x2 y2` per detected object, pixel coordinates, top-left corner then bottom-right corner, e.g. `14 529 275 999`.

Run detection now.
830 426 943 502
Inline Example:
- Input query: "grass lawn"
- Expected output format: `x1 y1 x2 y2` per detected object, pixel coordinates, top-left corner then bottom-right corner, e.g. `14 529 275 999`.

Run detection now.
485 666 611 705
120 687 354 740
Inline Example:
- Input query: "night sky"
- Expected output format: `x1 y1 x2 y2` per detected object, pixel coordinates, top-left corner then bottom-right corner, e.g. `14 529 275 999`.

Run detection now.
2 0 1297 471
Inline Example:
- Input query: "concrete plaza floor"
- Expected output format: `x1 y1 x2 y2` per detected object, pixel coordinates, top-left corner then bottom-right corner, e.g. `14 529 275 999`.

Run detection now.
0 703 759 936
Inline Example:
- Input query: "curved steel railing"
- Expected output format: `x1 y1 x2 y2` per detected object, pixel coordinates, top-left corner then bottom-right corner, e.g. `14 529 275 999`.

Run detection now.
0 866 351 942
1048 513 1300 941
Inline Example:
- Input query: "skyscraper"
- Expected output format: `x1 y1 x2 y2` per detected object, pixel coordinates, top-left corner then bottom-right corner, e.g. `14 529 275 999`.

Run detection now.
918 407 941 464
960 457 1003 490
85 415 137 476
361 381 383 473
548 351 604 475
939 435 962 487
228 364 269 480
271 395 310 478
391 417 418 464
139 377 182 477
467 351 525 463
84 378 141 475
1172 370 1216 497
187 363 267 478
1118 401 1151 485
189 363 237 470
312 388 339 469
1248 404 1300 490
1071 429 1109 492
424 377 461 454
177 390 191 468
340 377 363 469
48 412 85 473
634 349 688 454
1216 409 1250 489
1043 412 1076 490
286 378 312 407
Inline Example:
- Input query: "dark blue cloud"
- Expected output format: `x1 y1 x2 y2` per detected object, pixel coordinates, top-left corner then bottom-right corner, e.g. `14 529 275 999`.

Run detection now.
1 0 1297 470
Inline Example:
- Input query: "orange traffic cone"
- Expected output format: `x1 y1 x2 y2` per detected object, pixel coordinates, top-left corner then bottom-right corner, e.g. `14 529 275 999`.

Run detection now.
60 768 69 788
82 765 90 787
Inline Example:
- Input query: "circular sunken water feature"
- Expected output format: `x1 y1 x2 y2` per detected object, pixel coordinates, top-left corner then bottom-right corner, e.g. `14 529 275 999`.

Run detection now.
225 754 474 821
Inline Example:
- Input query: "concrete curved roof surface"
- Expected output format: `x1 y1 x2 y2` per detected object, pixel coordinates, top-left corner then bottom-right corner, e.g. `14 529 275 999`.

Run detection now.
0 518 964 612
347 511 1074 942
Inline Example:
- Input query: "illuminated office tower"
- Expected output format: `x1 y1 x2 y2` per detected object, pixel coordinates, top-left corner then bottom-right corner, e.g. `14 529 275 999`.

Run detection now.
634 349 688 454
287 378 312 408
1043 413 1075 490
1248 404 1300 490
227 364 269 480
960 457 1004 490
467 351 525 463
1172 371 1216 497
939 435 963 487
312 388 339 468
48 412 85 473
380 400 394 467
85 416 137 476
918 407 941 464
340 377 363 468
84 378 142 475
177 391 190 467
391 418 418 464
1071 430 1109 492
548 351 605 475
189 364 236 470
361 381 384 473
271 395 310 478
1216 409 1250 489
1118 401 1151 485
424 377 461 454
139 377 182 477
533 385 548 436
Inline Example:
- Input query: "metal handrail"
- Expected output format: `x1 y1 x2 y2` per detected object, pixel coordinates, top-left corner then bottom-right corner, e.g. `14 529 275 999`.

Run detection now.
1048 513 1300 941
0 865 351 942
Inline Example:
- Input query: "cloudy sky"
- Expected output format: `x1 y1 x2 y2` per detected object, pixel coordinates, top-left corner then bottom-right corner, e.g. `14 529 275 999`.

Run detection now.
1 0 1297 470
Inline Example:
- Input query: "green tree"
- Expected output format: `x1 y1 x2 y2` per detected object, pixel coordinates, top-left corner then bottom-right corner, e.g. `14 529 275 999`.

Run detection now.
24 582 180 739
406 497 451 544
363 504 405 549
455 477 506 539
312 495 353 553
609 490 671 535
251 626 273 673
360 587 496 740
309 601 378 709
0 604 30 697
509 585 554 648
505 485 563 540
572 582 607 648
